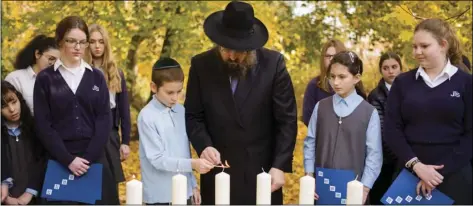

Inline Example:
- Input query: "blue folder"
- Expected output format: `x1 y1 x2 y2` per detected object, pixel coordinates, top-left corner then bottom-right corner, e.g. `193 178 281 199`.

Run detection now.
41 160 103 204
381 169 454 205
315 167 356 205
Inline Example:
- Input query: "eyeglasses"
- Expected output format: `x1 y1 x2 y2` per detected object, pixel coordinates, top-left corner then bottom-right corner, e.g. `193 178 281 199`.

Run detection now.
64 38 89 48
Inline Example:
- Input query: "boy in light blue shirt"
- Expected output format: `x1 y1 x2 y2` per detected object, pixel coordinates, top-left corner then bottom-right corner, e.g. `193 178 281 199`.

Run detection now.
138 57 214 205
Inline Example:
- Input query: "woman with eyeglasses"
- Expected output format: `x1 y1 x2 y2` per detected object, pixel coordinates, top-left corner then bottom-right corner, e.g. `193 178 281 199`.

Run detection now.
5 35 59 115
33 16 119 204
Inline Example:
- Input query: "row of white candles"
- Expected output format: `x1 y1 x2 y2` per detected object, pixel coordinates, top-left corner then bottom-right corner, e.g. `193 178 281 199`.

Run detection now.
126 172 363 205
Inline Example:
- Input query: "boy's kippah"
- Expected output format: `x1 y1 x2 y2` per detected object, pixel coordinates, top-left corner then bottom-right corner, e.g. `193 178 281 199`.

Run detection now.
152 57 181 70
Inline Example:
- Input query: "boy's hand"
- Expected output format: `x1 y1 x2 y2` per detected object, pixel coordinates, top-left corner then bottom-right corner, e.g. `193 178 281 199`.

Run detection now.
200 147 221 165
192 159 214 174
363 186 370 204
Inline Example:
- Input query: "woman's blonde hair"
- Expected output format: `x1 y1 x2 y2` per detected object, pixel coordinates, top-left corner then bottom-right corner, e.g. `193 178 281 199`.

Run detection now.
414 18 468 71
84 24 122 93
317 39 347 92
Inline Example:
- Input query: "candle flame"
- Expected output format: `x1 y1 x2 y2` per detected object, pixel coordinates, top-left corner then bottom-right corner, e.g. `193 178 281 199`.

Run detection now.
215 160 231 169
132 174 136 179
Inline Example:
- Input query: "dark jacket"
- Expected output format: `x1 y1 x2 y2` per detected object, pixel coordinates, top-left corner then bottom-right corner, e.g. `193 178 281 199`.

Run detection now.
111 69 131 145
1 125 47 198
302 76 332 126
368 79 396 164
384 69 472 175
33 66 111 167
368 79 389 131
1 134 11 182
185 48 297 205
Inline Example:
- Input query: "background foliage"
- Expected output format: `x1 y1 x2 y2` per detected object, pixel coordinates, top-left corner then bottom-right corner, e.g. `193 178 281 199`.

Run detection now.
1 1 471 204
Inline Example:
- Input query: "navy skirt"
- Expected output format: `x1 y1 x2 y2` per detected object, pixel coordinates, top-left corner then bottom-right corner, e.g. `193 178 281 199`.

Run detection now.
104 127 125 183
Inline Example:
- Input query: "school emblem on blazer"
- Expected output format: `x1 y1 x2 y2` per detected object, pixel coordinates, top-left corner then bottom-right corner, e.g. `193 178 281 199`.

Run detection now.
450 91 460 98
92 85 100 92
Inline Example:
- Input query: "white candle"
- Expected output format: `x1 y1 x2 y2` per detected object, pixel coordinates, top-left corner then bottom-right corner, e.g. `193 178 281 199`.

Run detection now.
126 175 143 205
215 171 230 204
299 175 315 204
256 171 271 205
172 174 187 205
346 178 363 205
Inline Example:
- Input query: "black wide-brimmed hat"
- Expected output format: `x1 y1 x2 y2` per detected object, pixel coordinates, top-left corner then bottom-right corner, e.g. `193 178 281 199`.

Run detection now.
203 1 268 51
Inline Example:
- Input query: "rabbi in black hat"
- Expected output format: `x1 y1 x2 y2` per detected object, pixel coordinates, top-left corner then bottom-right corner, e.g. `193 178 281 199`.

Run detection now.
184 1 297 204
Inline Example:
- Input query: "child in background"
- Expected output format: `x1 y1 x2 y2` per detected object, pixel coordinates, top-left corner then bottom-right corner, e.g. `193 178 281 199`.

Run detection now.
138 57 214 205
1 80 47 205
303 51 383 204
367 52 403 205
84 24 132 195
5 35 59 115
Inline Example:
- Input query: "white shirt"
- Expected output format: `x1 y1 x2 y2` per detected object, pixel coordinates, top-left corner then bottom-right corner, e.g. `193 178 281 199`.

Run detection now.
416 59 458 88
54 59 93 94
385 82 392 91
109 91 117 109
5 66 37 114
96 67 117 109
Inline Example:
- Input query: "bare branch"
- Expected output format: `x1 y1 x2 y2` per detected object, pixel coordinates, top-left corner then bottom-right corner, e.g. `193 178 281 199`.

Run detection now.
397 5 427 20
398 4 471 22
445 7 471 21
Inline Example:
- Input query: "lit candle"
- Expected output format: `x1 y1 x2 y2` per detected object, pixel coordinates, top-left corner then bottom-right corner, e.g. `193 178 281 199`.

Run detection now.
215 171 230 204
172 174 187 205
299 175 315 204
126 175 143 204
346 177 363 205
256 170 271 205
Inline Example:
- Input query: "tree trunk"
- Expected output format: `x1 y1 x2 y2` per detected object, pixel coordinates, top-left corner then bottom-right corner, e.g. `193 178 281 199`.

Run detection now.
126 34 146 111
146 27 175 103
160 28 174 58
